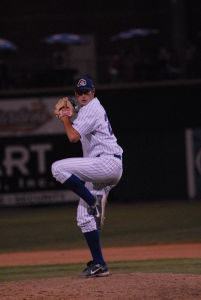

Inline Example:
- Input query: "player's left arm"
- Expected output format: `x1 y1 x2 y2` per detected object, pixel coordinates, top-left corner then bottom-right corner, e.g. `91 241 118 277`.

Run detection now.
54 97 80 143
61 117 80 143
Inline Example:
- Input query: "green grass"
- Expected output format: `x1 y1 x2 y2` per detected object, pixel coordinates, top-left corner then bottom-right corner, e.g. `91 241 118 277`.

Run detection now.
0 200 201 252
0 263 82 282
104 200 201 246
1 259 201 282
1 200 201 283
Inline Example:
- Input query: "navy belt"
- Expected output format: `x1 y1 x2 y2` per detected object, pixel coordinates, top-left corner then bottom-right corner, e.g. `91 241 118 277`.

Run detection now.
96 154 122 160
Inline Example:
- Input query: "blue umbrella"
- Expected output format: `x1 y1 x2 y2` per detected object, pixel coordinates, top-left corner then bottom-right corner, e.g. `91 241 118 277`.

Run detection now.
0 38 17 51
44 33 86 45
110 28 159 42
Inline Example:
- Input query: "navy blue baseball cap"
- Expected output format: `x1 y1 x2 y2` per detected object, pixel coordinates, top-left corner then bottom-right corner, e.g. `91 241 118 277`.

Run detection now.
74 76 94 93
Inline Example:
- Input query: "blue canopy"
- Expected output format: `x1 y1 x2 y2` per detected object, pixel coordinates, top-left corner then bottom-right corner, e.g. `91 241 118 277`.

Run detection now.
110 28 159 42
0 38 17 50
44 33 86 45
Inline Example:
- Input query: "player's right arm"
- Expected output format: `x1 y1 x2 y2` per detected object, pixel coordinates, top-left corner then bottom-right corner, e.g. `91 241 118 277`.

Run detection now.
61 117 80 143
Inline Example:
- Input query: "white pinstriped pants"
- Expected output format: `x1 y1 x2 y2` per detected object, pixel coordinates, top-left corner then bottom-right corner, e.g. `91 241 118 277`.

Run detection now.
51 155 123 232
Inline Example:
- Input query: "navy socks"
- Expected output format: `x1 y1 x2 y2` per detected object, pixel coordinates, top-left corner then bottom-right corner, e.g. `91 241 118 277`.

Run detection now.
63 174 95 206
84 230 105 266
64 176 104 265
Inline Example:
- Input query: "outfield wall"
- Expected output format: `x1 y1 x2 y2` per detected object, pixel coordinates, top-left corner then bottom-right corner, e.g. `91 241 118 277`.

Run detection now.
1 80 201 205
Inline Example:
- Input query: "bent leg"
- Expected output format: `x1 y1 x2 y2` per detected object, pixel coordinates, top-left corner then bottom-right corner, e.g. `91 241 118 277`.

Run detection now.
77 183 106 266
52 158 95 206
51 156 122 185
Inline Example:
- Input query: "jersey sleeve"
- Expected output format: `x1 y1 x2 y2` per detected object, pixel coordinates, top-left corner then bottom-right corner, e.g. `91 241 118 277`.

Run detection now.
72 103 97 136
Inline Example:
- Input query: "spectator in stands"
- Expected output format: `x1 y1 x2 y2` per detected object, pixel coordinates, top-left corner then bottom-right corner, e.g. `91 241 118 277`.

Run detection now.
108 53 122 83
121 50 135 82
184 41 198 78
157 46 182 80
157 46 171 79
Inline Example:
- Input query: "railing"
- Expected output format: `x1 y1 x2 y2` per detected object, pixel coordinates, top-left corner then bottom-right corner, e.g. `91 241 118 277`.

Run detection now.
0 54 201 91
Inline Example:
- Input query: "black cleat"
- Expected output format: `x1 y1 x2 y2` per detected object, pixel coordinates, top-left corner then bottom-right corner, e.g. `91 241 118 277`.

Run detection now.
80 262 110 278
82 260 94 273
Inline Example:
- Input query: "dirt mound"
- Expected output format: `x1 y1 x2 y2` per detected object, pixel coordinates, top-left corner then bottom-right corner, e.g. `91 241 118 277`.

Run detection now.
1 273 201 300
1 243 201 299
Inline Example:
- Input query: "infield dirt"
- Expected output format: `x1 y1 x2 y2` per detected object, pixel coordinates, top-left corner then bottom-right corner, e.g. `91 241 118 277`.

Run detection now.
0 243 201 300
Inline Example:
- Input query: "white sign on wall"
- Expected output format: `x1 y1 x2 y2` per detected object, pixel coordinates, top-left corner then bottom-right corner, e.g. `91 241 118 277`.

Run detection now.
0 96 80 206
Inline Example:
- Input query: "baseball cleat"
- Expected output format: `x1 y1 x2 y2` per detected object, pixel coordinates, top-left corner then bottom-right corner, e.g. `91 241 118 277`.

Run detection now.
87 194 107 230
82 260 94 273
80 262 110 278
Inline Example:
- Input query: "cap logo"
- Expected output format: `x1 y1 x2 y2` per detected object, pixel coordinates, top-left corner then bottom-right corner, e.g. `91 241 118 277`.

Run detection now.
77 78 87 87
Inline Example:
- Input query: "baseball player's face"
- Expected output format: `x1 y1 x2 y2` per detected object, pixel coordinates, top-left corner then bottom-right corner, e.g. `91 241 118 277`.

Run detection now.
75 90 95 106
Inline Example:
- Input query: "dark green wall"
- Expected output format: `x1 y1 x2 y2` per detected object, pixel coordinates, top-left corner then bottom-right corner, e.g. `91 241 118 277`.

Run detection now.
1 81 201 202
95 82 201 201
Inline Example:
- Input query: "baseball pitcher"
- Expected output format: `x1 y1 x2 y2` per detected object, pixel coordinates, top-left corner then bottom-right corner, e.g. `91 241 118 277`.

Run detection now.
52 76 123 277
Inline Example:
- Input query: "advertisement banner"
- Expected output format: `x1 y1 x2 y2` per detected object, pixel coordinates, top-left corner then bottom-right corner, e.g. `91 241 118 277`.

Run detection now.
0 96 81 206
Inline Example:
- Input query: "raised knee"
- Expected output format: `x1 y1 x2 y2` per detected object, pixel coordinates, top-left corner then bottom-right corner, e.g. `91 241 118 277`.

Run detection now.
51 161 72 183
51 161 59 178
51 161 65 182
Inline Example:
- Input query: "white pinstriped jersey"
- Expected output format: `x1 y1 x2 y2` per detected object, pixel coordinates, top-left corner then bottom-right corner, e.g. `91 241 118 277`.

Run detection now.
52 96 123 233
72 97 123 158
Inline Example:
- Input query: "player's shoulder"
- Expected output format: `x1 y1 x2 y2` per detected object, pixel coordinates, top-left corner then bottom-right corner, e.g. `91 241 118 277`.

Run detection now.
83 97 101 110
93 97 104 109
90 97 100 106
92 97 106 114
79 98 104 118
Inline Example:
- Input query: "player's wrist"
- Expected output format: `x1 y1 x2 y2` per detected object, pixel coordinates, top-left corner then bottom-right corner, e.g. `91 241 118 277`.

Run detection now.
62 116 73 127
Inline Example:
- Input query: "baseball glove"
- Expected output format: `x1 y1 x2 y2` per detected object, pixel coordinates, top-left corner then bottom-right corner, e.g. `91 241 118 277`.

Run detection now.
54 96 79 120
